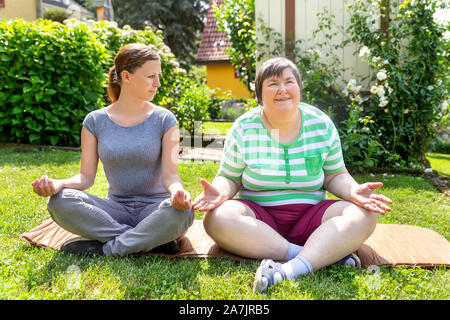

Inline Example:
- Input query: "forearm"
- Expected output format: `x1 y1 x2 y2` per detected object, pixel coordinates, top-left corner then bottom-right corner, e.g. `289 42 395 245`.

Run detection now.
324 171 359 202
211 175 240 200
59 173 95 191
164 173 185 195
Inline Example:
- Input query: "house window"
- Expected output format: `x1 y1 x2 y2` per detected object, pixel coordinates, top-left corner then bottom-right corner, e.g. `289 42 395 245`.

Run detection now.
0 0 5 9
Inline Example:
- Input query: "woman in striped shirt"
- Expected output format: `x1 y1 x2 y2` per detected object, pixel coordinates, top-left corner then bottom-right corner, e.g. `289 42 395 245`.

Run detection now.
193 57 392 293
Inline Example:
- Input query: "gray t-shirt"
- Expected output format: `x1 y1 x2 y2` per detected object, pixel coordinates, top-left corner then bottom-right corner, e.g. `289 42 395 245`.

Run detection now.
83 106 178 203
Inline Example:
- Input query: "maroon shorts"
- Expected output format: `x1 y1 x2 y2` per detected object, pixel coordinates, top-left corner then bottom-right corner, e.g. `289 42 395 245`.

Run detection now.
233 199 339 246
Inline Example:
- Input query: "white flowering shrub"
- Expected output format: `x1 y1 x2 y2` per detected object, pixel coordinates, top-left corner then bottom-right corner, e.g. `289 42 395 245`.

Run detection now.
340 0 449 168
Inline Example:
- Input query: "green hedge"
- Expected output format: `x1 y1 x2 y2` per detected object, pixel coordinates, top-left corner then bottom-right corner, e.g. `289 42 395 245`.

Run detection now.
0 19 192 147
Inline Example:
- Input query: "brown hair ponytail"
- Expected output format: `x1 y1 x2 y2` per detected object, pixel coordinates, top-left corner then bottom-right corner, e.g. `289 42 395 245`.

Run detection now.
107 43 160 103
107 66 121 103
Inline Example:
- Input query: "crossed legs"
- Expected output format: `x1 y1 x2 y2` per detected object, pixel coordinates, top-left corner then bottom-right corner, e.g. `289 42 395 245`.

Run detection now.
47 188 194 257
203 199 377 270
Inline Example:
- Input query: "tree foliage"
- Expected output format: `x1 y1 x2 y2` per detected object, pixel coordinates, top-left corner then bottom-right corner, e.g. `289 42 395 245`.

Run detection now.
214 0 256 93
111 0 208 69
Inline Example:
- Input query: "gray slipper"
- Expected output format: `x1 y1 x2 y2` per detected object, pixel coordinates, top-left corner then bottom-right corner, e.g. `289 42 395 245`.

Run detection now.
335 253 361 269
253 259 287 293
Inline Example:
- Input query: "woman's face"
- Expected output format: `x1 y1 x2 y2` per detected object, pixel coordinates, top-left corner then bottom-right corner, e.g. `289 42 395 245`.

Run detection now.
261 67 301 119
124 59 162 101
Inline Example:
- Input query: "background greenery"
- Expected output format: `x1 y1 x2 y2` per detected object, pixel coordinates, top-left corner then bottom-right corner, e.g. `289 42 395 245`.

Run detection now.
220 0 449 170
0 18 215 146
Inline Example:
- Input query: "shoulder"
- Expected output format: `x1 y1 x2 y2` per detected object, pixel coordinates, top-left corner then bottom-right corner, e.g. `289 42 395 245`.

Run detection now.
83 108 107 126
231 106 263 132
84 108 107 122
152 106 178 134
153 106 177 121
300 103 335 127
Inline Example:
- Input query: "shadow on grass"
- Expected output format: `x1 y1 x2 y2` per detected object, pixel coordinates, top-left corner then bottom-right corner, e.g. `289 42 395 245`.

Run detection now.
25 240 363 300
427 153 450 161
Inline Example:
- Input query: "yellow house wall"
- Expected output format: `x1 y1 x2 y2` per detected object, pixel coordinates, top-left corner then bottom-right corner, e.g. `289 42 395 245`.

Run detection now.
206 62 252 99
0 0 38 21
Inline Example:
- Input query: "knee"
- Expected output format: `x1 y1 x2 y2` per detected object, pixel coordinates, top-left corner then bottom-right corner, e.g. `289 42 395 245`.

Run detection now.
202 201 238 236
160 200 194 233
47 188 84 220
47 188 71 214
348 203 378 237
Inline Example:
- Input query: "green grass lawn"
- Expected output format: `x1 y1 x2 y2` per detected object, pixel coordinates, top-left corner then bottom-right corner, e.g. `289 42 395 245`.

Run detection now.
427 153 450 177
201 121 233 135
0 143 449 300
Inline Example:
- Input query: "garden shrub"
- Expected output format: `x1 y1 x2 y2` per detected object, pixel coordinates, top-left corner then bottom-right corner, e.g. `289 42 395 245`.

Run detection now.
256 0 449 168
214 0 256 93
0 18 192 147
341 0 449 168
0 19 108 146
176 80 212 137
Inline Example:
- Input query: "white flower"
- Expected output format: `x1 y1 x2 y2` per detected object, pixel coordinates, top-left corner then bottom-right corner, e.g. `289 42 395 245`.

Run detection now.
347 79 357 91
427 85 434 91
387 86 393 94
403 108 409 114
377 70 387 81
355 85 362 94
383 59 389 65
370 86 378 94
377 86 385 97
359 46 371 57
372 56 381 64
379 98 389 107
342 88 349 97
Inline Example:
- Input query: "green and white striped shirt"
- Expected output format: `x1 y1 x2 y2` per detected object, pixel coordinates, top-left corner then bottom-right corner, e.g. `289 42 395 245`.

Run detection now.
218 103 345 206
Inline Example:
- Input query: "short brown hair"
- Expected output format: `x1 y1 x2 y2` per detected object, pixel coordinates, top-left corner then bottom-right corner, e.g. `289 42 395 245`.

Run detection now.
107 43 160 103
254 57 302 105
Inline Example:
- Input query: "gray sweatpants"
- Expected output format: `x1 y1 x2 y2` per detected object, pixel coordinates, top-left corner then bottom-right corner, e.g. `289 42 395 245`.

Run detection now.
47 188 194 257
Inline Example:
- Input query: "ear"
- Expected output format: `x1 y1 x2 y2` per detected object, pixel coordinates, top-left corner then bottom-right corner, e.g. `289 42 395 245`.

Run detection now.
120 70 131 82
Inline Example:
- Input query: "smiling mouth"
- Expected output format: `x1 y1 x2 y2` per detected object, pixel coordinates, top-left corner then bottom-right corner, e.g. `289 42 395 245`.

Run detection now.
275 97 291 102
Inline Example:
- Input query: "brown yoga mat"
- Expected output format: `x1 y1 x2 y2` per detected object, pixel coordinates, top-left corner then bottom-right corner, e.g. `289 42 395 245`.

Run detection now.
19 219 450 268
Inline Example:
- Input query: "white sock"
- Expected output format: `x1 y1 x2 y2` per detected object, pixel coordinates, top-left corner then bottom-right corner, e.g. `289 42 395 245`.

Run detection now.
281 255 313 280
285 243 303 261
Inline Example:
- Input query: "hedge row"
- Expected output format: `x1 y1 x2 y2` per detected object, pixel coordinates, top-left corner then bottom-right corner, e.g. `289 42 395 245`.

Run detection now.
0 19 189 146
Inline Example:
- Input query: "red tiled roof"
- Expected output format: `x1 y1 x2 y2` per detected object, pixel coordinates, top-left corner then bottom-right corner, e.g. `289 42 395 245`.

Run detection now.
195 0 231 63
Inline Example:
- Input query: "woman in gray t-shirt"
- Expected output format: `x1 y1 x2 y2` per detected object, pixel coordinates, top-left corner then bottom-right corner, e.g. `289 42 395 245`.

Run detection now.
31 43 193 257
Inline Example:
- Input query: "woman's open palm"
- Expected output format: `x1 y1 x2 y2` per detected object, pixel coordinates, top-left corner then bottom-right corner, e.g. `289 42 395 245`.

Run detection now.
193 179 227 212
350 182 392 215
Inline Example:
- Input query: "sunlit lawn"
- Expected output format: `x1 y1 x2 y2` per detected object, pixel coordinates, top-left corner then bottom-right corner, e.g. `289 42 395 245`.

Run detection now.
0 143 448 300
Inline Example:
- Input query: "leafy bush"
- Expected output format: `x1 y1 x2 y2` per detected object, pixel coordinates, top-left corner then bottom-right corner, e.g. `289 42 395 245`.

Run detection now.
43 9 72 23
214 0 256 93
256 0 449 168
341 0 449 168
0 19 108 146
176 81 212 137
0 19 189 146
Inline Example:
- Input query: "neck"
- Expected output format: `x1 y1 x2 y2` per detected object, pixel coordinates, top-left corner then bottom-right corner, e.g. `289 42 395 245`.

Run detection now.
262 108 300 133
113 90 152 115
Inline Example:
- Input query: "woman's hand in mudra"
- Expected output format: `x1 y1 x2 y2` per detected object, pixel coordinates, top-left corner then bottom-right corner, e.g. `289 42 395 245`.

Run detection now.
350 182 392 215
170 189 192 210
